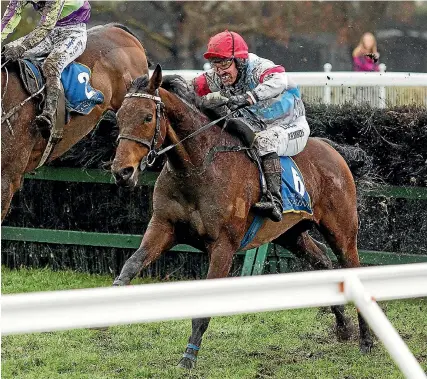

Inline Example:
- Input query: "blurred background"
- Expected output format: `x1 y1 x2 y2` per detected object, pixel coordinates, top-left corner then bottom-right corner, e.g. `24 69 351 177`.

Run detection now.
2 0 427 72
2 1 427 72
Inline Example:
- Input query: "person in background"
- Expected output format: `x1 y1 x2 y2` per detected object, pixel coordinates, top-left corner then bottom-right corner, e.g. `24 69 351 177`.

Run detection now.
1 0 91 136
352 32 380 72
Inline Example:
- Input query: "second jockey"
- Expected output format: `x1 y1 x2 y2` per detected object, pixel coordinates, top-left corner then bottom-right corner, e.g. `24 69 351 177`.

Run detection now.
1 0 91 137
192 30 310 222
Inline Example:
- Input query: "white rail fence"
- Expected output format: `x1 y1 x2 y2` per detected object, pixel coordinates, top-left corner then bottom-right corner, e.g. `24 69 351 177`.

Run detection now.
2 263 427 378
156 64 427 108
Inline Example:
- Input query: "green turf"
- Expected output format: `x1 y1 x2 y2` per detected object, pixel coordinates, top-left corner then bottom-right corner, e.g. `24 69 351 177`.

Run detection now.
2 266 426 379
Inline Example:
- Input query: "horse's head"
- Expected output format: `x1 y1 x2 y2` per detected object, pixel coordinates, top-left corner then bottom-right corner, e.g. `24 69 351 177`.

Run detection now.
112 64 167 187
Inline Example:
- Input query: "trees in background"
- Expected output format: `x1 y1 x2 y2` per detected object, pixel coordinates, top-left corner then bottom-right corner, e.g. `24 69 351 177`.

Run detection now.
1 1 425 70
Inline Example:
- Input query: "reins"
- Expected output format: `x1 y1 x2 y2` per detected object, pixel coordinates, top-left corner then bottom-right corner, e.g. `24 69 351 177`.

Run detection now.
118 89 237 168
1 59 46 135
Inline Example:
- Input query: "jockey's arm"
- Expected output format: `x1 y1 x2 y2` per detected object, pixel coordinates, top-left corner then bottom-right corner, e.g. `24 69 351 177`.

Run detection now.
20 0 65 51
250 67 288 103
1 0 25 43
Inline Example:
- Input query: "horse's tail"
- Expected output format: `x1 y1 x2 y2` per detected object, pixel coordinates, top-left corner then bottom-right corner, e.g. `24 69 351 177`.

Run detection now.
319 138 374 181
319 138 378 209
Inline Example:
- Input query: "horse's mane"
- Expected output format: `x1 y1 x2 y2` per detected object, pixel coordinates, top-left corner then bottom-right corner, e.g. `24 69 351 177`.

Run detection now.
161 75 197 105
128 73 210 121
129 75 150 93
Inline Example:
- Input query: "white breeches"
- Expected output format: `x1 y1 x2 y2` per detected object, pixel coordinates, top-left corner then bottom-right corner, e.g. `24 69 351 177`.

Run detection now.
254 115 310 157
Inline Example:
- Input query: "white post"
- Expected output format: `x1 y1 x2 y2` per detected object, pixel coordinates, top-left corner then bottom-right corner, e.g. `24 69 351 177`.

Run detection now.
344 275 426 379
323 63 332 105
378 63 387 108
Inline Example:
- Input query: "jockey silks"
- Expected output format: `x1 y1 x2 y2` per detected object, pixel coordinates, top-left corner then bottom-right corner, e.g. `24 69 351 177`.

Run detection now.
1 0 90 43
193 53 310 157
194 53 305 126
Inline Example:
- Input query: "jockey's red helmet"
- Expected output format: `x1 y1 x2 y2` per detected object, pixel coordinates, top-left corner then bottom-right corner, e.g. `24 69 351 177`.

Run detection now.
203 30 249 60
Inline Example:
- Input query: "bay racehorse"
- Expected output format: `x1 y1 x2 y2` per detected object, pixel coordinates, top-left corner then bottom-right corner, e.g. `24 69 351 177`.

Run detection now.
1 23 150 221
111 65 373 369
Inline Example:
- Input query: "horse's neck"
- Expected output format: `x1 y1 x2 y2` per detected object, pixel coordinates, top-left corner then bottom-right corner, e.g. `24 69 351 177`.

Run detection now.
163 91 224 173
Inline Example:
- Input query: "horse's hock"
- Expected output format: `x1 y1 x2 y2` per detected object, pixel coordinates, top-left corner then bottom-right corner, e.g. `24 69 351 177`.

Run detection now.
1 104 426 276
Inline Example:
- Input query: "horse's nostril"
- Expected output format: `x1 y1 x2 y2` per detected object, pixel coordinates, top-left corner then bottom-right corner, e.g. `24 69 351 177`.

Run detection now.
114 166 134 181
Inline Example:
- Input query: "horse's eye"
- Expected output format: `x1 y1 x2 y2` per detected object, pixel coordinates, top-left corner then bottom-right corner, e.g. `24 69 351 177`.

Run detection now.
144 114 153 122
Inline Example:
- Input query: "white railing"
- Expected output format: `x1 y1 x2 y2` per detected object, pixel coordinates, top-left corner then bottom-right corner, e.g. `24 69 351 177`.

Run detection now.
2 263 427 378
155 65 427 108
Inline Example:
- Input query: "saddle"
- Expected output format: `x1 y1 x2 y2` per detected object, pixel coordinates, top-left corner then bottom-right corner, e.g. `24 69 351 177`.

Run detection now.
17 58 66 140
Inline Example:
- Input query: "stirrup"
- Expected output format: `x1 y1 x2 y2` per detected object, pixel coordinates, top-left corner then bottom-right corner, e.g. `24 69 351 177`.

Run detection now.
35 113 56 140
252 201 283 222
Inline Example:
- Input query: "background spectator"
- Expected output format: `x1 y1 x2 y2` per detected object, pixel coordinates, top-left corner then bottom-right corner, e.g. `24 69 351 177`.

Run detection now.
352 32 380 72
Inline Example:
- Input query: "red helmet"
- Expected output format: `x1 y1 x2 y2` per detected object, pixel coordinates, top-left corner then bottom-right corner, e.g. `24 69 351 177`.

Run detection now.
203 30 249 60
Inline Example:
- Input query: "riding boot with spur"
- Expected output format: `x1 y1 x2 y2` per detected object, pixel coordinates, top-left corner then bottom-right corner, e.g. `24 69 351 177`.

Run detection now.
36 82 60 140
252 152 283 222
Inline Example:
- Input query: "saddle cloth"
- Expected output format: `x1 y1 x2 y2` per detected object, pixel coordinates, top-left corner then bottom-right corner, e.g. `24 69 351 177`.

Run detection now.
19 59 104 116
240 156 313 249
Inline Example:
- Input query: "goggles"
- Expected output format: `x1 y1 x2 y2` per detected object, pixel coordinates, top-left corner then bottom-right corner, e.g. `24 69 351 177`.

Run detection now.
210 58 234 71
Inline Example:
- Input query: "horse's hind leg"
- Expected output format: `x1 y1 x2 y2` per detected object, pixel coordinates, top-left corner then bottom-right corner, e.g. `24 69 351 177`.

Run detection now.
277 231 354 341
178 236 236 370
318 211 373 353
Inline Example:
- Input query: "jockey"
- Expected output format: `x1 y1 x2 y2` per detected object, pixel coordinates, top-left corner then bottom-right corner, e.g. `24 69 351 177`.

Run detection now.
1 0 91 136
192 30 310 222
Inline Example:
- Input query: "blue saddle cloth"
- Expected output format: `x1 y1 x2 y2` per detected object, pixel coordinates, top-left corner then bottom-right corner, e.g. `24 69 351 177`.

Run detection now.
240 156 313 249
23 59 104 115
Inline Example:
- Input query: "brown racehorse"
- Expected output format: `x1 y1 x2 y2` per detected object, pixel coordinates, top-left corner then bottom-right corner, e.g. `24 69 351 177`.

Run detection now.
111 65 373 369
1 23 149 221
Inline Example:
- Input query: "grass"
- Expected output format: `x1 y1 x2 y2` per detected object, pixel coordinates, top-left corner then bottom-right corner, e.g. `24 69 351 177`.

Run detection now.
2 266 426 379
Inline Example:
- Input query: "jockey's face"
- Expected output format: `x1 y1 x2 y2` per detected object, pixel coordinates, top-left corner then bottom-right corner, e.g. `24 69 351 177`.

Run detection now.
211 59 238 86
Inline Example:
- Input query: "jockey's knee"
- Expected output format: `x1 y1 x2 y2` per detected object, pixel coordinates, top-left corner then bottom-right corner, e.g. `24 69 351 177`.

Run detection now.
225 118 256 147
253 129 280 157
42 54 63 78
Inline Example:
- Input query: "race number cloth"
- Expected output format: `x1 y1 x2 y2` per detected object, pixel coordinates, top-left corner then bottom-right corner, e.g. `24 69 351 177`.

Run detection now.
23 59 104 115
240 157 312 249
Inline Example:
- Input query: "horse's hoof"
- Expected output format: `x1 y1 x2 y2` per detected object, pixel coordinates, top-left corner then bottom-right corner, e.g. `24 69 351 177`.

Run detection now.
360 339 373 353
178 357 196 370
336 319 354 341
112 278 126 286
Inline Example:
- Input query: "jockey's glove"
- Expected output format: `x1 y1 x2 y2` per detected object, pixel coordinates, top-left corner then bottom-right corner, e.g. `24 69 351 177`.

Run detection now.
3 44 25 61
201 92 229 109
227 94 251 111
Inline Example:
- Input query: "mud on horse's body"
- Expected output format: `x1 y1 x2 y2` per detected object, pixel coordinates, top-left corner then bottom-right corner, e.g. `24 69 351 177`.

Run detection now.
111 65 373 369
1 23 150 221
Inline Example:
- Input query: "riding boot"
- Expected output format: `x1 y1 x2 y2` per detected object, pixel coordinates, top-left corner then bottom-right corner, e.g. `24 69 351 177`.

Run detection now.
36 83 60 139
252 152 283 222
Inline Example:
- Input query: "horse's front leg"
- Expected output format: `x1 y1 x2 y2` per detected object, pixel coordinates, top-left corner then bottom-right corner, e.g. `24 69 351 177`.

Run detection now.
178 236 237 370
113 217 175 286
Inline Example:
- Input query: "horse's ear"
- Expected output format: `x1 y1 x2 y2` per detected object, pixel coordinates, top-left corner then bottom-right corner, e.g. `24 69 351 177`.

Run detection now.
149 64 162 91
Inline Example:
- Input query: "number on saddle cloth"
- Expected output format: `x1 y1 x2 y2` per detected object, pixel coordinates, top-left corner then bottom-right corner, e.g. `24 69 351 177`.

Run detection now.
18 58 104 116
240 158 312 250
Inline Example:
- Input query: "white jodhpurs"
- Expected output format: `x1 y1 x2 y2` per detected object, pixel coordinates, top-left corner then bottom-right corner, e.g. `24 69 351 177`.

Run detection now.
254 115 310 157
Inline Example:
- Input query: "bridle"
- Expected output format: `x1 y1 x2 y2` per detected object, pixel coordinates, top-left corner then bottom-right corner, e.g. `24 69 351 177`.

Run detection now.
117 89 165 167
117 88 234 170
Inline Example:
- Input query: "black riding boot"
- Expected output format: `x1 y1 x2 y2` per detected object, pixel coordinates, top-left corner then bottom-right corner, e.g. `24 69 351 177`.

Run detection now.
36 84 60 139
252 152 283 222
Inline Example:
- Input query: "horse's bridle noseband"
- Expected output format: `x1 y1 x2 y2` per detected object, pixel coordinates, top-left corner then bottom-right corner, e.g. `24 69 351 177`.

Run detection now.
117 89 164 167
